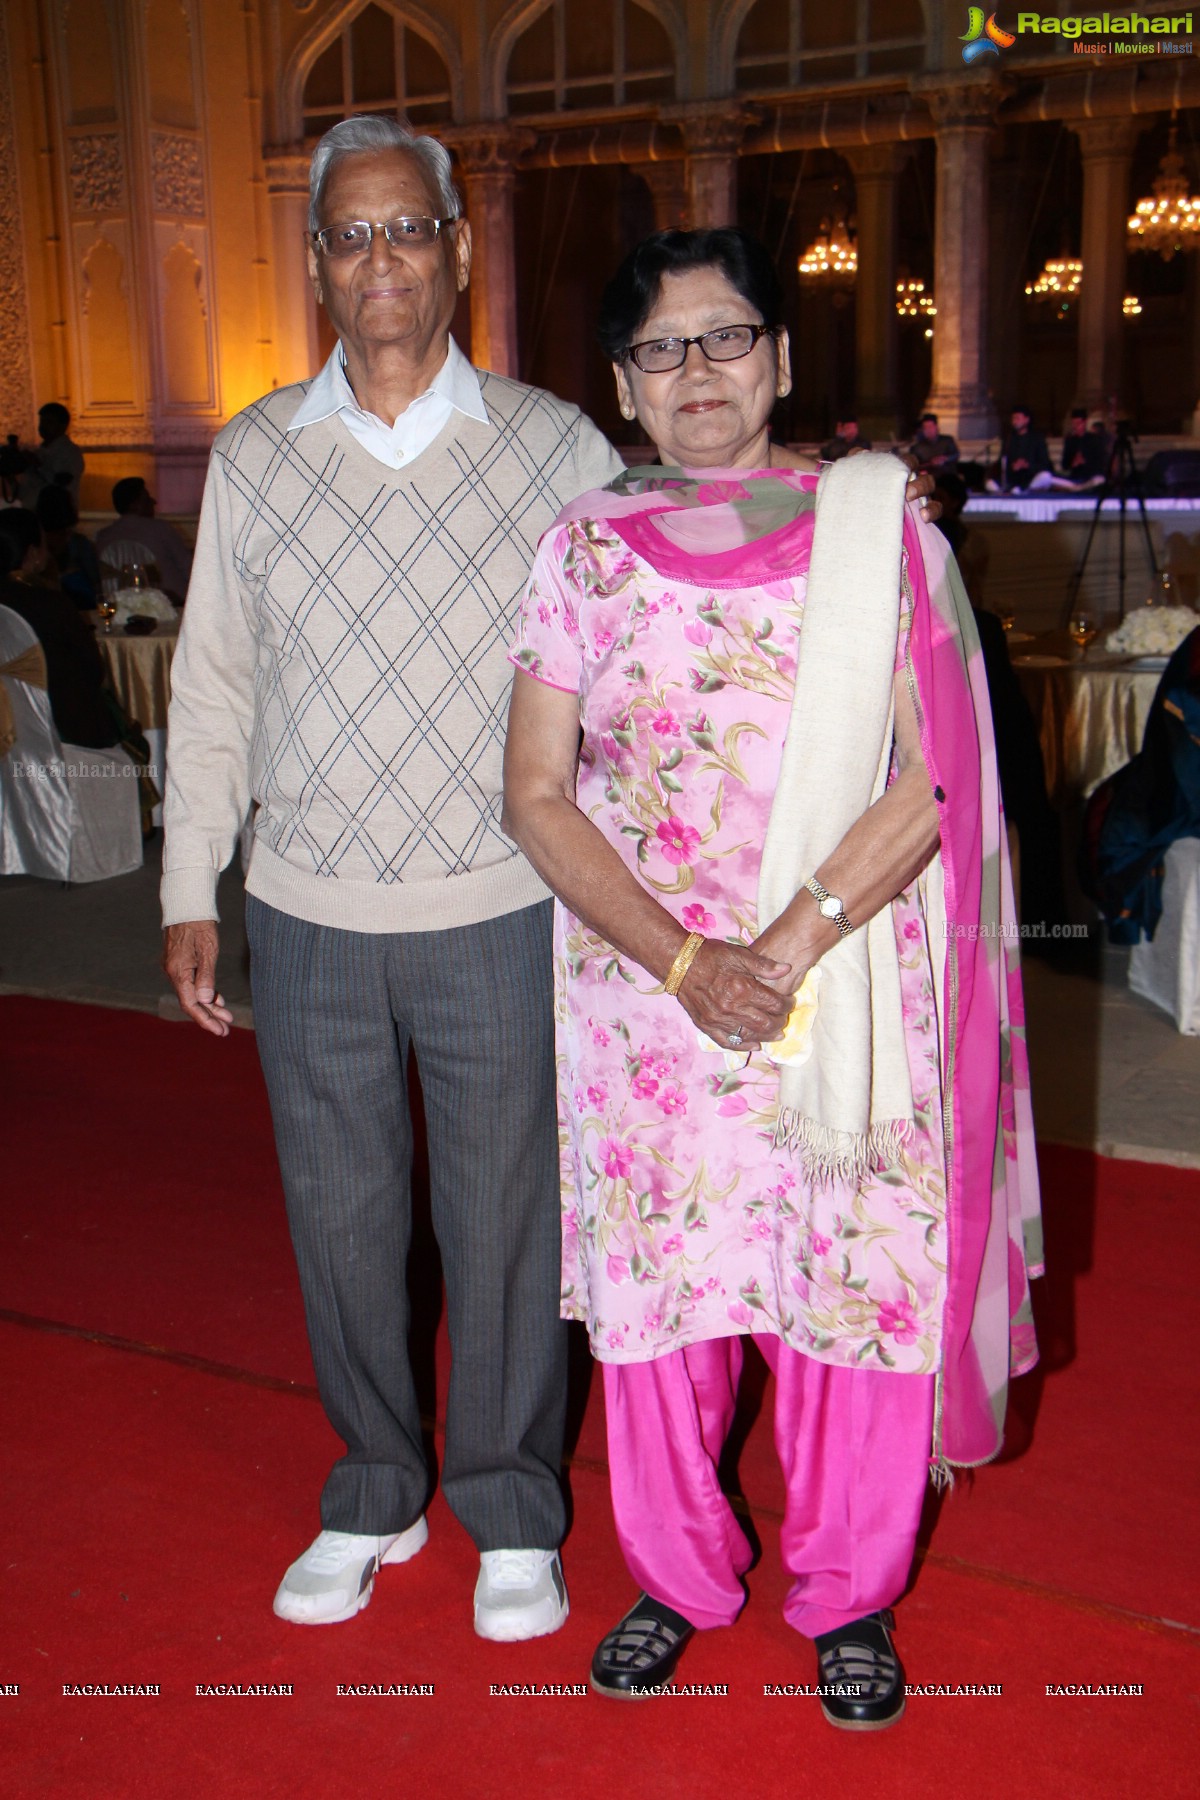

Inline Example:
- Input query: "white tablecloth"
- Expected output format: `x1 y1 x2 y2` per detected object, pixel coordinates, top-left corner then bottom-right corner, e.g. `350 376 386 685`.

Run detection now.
97 622 179 829
1015 660 1161 803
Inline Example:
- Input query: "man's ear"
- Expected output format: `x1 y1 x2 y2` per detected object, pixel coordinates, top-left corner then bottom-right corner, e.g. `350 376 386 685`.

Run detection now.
306 236 324 307
453 218 473 293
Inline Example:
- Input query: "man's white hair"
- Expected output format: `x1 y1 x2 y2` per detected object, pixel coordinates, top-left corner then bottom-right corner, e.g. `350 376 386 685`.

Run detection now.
308 115 461 233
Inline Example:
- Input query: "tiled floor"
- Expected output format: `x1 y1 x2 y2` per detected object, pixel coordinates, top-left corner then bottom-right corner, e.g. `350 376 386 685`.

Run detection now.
2 850 1197 1168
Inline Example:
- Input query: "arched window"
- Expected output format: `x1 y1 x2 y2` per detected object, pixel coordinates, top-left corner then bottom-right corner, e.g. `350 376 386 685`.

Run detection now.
735 0 924 90
302 3 452 138
506 0 675 115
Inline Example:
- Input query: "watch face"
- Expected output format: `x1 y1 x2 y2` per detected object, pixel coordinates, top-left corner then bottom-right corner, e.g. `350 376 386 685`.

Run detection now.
820 894 843 919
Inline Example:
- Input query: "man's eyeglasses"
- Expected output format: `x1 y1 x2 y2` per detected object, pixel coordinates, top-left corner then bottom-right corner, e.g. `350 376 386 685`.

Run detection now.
623 323 775 374
311 216 458 258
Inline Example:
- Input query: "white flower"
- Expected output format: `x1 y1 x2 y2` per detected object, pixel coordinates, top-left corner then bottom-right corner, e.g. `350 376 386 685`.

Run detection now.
1105 605 1196 657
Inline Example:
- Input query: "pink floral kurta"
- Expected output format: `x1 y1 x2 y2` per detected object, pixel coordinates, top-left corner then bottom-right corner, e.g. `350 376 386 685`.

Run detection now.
512 496 950 1377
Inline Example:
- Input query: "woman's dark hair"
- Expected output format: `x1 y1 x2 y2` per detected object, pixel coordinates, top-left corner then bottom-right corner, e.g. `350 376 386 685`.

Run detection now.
0 507 42 567
35 484 78 532
597 228 784 362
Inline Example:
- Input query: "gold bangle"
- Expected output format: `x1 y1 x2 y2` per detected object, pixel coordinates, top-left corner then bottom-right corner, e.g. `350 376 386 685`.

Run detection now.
664 931 705 997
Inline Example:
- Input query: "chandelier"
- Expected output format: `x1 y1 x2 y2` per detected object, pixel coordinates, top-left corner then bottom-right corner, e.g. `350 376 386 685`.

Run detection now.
895 278 936 320
1123 294 1143 317
798 213 856 283
1024 257 1082 316
1127 127 1200 259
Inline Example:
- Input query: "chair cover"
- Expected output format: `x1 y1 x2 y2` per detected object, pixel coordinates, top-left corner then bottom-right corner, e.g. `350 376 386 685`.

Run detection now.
0 603 142 882
1128 837 1200 1033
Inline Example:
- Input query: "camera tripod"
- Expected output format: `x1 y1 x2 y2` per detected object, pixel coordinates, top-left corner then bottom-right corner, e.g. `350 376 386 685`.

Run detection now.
1061 423 1160 626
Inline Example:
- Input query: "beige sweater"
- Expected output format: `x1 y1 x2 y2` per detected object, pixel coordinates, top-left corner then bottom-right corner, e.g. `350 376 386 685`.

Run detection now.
161 371 622 932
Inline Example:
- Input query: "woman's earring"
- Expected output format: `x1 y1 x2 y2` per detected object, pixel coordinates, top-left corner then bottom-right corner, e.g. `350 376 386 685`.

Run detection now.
620 401 636 420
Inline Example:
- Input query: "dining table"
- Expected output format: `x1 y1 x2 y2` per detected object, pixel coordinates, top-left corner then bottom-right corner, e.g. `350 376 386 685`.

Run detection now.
96 611 179 825
1011 646 1163 804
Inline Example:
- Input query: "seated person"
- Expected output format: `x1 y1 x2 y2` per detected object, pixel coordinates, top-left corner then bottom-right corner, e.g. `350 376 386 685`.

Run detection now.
36 485 102 610
0 509 119 750
933 474 1066 938
94 477 193 604
1055 408 1108 489
996 407 1052 491
819 416 872 461
907 411 958 471
931 471 989 608
1081 627 1200 943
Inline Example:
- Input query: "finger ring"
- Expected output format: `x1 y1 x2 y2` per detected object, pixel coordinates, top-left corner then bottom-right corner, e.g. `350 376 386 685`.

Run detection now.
728 1030 743 1048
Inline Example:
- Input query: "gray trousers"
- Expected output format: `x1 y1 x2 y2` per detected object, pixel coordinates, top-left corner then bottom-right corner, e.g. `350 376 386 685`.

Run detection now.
246 895 567 1551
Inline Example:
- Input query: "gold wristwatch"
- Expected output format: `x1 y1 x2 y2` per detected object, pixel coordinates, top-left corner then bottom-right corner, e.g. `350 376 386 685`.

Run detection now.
803 875 852 938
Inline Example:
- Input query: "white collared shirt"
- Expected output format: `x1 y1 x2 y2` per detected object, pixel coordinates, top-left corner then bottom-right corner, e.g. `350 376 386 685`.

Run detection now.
287 336 488 469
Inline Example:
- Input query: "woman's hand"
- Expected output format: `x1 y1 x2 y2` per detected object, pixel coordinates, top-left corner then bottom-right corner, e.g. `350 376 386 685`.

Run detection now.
672 940 794 1051
751 914 825 996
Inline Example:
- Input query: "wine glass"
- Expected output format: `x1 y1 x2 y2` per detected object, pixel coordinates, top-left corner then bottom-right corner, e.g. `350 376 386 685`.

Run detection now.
96 594 118 635
1068 610 1098 659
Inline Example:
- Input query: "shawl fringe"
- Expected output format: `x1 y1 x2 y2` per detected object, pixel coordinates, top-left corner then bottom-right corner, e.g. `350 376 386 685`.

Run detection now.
773 1111 914 1187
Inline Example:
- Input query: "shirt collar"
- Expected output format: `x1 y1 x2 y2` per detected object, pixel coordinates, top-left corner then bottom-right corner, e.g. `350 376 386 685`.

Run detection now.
287 336 486 432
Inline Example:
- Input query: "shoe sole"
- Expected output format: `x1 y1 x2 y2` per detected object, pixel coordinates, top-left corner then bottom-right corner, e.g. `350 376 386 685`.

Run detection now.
274 1517 429 1627
820 1696 906 1731
588 1673 670 1701
474 1598 569 1643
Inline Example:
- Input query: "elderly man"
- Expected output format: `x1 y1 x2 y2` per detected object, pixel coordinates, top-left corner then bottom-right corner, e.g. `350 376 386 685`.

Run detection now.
95 478 194 605
161 115 623 1642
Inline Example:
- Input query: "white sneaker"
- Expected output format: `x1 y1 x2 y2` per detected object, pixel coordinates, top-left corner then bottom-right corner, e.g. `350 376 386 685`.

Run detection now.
273 1517 429 1625
474 1549 569 1642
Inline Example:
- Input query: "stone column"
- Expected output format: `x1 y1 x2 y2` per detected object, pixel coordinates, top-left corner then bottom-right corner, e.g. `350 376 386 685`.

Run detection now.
843 143 907 442
443 126 534 379
915 76 1006 440
661 103 760 229
629 159 688 232
264 148 321 387
1070 117 1137 415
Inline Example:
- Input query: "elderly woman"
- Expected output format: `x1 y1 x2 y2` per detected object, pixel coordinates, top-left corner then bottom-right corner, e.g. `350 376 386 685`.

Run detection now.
503 229 1041 1727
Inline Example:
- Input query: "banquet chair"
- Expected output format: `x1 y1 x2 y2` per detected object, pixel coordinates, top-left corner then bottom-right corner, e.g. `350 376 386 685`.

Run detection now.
0 603 143 882
1128 838 1200 1034
97 539 162 597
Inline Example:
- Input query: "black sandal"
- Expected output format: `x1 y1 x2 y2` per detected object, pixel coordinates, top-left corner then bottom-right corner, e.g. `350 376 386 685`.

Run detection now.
814 1608 906 1730
590 1594 696 1699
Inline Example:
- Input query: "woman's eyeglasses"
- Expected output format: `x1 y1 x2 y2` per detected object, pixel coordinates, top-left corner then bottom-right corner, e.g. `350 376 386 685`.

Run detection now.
311 216 458 258
623 323 775 374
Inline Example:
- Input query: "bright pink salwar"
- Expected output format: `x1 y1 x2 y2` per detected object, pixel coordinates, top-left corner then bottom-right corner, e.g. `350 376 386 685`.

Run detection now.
603 1339 933 1640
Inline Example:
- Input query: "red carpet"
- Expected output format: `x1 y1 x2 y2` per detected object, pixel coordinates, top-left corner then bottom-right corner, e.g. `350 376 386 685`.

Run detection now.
2 996 1197 1798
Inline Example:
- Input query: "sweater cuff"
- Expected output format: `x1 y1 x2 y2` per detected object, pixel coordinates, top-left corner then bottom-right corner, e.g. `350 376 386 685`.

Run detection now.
160 866 221 928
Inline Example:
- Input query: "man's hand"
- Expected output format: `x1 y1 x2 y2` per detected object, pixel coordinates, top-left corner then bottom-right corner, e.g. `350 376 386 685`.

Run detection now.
903 465 941 521
849 448 941 522
162 920 233 1037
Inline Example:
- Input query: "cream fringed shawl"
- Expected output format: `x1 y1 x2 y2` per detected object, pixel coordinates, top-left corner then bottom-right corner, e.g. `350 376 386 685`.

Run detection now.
756 452 915 1182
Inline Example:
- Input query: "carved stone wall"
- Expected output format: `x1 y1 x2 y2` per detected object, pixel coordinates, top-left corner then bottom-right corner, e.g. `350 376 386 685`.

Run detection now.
68 134 126 214
0 6 35 437
152 131 205 218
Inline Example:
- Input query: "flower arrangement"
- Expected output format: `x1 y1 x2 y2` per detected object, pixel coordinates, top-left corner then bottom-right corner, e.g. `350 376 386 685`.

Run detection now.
112 587 178 628
1105 604 1196 657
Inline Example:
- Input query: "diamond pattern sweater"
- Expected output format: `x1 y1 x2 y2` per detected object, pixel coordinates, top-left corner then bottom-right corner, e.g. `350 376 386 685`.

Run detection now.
161 371 622 932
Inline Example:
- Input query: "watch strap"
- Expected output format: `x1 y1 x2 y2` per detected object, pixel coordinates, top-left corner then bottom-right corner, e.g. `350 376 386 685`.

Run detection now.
803 875 853 938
